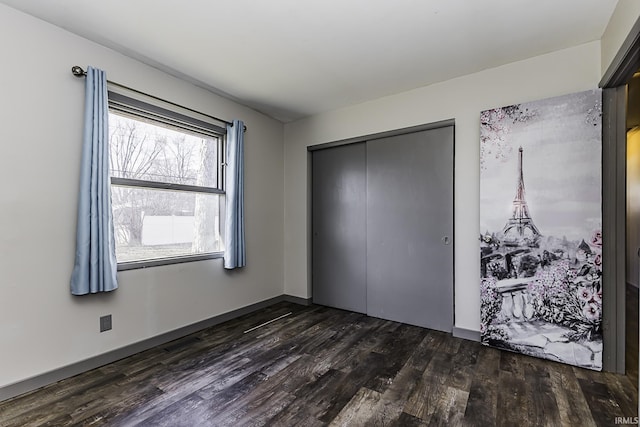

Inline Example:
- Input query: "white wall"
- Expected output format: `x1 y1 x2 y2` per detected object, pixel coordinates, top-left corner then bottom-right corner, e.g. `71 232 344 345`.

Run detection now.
0 4 284 388
283 41 602 332
601 0 640 76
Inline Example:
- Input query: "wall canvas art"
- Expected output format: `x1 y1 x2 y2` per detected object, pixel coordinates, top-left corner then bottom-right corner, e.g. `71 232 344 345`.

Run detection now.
479 89 602 370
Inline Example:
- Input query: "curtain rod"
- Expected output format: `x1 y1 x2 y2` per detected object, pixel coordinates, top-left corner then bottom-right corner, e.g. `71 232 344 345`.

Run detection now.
71 66 245 131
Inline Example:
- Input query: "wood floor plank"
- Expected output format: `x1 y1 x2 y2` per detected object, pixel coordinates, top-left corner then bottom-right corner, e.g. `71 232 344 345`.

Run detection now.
330 320 401 373
405 330 448 372
496 368 529 427
337 362 425 426
264 399 328 427
317 351 388 423
604 372 638 419
403 350 454 421
499 350 527 381
462 343 501 427
209 324 372 425
445 339 481 392
0 301 635 427
462 346 501 427
140 394 208 427
578 378 625 426
158 346 302 424
250 368 349 425
64 372 166 426
381 365 424 404
548 364 597 427
328 387 383 427
391 412 429 426
212 389 296 427
426 386 469 427
364 325 428 393
462 373 498 427
106 357 254 426
0 365 127 422
521 356 561 426
1 372 127 427
140 371 270 427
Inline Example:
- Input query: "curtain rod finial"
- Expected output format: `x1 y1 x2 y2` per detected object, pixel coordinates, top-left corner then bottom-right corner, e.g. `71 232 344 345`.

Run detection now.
71 66 86 77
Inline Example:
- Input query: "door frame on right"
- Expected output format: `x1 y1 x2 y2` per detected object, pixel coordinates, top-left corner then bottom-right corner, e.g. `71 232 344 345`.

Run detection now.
600 16 640 374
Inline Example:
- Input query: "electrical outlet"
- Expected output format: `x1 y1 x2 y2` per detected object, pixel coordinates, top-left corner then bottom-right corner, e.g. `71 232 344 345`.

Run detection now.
100 315 112 332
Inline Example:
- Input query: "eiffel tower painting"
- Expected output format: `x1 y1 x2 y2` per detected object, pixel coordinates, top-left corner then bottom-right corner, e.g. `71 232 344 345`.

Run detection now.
480 90 603 371
502 146 541 246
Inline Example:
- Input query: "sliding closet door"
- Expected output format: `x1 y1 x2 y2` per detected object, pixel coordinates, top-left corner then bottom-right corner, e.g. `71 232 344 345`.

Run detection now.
312 143 367 313
366 127 454 331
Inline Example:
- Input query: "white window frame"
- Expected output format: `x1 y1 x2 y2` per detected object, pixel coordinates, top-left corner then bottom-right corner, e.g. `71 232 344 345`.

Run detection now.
108 91 226 270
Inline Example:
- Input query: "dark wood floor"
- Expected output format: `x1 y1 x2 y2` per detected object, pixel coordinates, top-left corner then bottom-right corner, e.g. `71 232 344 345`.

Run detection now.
0 302 637 426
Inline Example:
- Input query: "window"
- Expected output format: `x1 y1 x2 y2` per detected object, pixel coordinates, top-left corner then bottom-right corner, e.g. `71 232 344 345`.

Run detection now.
108 92 226 269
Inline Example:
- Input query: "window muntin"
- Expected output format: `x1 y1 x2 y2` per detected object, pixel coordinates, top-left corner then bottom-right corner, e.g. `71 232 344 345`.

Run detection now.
107 94 225 268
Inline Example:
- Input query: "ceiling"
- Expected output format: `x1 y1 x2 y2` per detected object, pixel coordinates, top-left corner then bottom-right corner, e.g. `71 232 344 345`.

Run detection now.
0 0 619 122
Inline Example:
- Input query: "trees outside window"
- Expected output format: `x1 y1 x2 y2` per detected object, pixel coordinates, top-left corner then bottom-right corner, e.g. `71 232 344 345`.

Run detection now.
107 100 224 266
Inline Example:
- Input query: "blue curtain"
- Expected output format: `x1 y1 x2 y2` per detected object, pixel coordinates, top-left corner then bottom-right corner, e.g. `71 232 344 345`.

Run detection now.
70 66 118 295
224 120 246 269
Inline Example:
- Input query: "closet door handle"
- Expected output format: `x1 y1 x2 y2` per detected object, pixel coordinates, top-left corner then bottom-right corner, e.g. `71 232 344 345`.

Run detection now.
442 236 451 245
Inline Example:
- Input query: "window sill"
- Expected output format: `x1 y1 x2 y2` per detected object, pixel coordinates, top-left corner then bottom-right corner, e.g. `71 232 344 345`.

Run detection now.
117 252 224 271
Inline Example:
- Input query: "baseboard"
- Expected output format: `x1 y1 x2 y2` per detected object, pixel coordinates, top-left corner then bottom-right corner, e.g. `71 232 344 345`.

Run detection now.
282 294 313 306
0 294 309 402
453 326 481 342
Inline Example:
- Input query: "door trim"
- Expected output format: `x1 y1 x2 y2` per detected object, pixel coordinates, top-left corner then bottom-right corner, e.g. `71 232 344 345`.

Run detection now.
599 15 640 375
601 17 640 88
307 119 455 152
602 86 627 374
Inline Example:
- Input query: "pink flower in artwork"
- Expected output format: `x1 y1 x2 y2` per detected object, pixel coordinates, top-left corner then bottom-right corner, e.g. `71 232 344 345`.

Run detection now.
583 303 600 321
590 230 602 248
578 287 593 303
593 288 602 303
593 254 602 271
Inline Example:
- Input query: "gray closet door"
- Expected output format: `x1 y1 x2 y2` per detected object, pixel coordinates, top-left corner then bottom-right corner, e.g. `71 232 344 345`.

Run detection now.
366 127 454 331
312 143 367 313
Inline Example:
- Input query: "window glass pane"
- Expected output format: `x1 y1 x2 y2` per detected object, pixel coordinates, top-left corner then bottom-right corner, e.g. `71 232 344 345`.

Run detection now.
109 113 219 188
112 186 223 263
